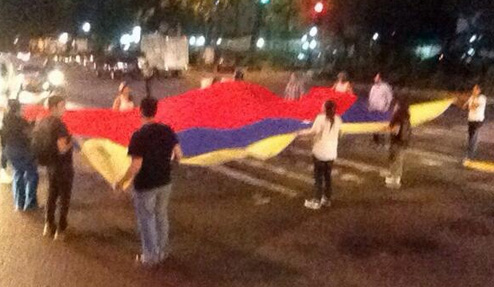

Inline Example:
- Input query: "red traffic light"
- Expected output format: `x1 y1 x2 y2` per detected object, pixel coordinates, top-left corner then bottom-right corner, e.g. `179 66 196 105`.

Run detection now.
314 2 323 13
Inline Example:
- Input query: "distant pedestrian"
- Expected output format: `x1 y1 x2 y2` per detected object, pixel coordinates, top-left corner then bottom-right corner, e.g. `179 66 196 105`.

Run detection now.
33 95 75 240
333 71 353 93
284 72 306 101
116 97 183 266
385 96 411 189
463 84 486 162
233 68 244 81
369 72 393 145
112 81 135 111
2 99 39 211
298 101 342 209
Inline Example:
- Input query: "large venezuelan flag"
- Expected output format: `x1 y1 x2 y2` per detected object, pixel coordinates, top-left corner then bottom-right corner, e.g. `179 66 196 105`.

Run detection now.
23 82 453 187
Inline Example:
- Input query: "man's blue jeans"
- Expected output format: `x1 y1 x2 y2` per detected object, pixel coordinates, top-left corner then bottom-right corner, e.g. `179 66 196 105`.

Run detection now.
5 146 39 210
133 184 172 264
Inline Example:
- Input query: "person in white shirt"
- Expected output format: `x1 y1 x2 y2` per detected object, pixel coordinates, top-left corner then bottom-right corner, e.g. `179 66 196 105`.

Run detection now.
369 73 393 145
298 101 342 210
463 84 487 161
112 82 135 112
333 71 353 93
284 72 306 101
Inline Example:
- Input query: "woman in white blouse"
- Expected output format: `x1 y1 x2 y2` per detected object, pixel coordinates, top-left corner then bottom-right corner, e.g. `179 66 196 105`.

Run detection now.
112 81 135 112
333 71 353 93
298 101 342 209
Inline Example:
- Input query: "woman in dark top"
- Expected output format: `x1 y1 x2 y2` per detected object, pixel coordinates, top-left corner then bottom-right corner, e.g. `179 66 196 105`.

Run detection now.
2 100 39 211
385 96 411 189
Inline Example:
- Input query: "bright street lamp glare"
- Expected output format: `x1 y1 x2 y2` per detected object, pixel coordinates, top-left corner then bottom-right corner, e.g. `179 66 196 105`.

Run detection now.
372 32 379 41
309 26 318 37
120 34 132 46
216 38 222 45
297 53 306 60
132 26 142 43
301 34 308 42
197 36 206 46
82 22 91 33
309 39 317 50
469 34 477 43
314 2 323 13
256 38 265 49
58 32 69 44
302 42 309 50
189 36 196 46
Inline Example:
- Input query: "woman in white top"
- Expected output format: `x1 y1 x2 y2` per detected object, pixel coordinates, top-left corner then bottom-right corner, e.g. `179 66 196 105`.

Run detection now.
333 71 353 93
112 82 135 112
463 84 487 161
284 72 306 101
298 101 342 209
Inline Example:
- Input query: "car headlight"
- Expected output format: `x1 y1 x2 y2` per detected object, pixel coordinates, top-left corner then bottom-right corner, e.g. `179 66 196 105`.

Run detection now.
48 70 64 86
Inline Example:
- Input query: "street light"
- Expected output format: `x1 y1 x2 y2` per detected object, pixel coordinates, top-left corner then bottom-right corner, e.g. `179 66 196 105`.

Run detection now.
216 38 222 45
469 34 478 43
196 36 206 46
314 2 324 13
309 26 318 37
309 39 317 50
189 36 196 46
301 34 308 42
82 22 91 33
131 26 142 43
372 32 379 41
297 53 306 60
302 42 310 50
58 32 69 44
256 38 265 49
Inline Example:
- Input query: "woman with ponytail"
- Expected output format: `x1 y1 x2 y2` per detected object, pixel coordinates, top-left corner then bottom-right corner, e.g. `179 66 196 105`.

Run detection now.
298 100 342 210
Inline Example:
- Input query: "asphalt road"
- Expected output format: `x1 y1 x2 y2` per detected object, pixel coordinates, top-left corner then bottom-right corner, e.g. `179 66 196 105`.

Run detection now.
1 68 494 287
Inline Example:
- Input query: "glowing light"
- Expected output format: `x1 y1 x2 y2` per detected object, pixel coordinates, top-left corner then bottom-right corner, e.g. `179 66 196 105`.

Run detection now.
59 33 69 44
309 39 317 50
131 26 142 43
372 33 379 41
301 34 308 42
256 38 265 49
468 48 475 56
314 2 323 13
120 34 132 46
42 82 50 91
189 36 196 46
297 53 306 60
469 35 477 43
48 70 65 86
82 22 91 33
302 42 309 50
216 38 222 45
196 36 206 46
309 26 318 37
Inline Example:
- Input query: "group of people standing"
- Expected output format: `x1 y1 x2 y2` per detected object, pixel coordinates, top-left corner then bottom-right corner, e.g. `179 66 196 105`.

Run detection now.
2 95 75 240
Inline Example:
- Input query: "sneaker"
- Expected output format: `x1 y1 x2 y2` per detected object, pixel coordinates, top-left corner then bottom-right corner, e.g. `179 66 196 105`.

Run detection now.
0 169 12 184
43 224 54 238
135 254 158 267
54 230 66 241
304 199 321 210
321 196 331 207
385 176 401 189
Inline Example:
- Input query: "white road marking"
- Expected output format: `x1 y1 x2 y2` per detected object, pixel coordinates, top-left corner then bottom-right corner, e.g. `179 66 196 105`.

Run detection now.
288 147 387 173
238 158 313 184
340 173 363 183
208 165 298 197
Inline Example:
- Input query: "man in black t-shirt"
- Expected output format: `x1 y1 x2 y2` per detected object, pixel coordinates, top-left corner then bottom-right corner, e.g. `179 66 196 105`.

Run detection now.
39 95 74 240
117 97 182 266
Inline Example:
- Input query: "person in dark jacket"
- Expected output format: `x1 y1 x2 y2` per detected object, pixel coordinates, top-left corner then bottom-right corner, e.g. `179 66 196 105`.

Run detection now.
385 96 411 189
2 99 39 210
